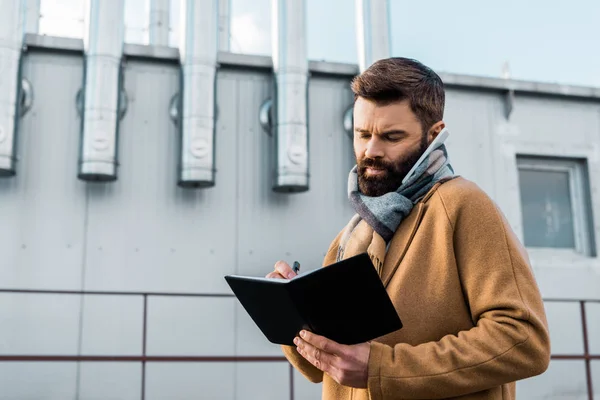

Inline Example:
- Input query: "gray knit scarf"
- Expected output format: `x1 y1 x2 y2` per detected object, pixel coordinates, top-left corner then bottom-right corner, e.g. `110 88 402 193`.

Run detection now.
345 143 455 244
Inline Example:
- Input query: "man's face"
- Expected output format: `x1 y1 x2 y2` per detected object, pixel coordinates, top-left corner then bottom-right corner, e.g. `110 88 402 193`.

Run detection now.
353 98 428 197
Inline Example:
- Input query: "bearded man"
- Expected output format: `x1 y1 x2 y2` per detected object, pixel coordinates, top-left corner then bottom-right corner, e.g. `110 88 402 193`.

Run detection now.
266 57 550 400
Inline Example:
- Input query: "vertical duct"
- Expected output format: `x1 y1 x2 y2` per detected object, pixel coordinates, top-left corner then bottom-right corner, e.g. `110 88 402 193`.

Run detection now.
178 0 218 188
0 0 26 177
218 0 230 52
149 0 170 46
78 0 125 181
343 0 391 138
271 0 309 192
25 0 40 34
355 0 390 72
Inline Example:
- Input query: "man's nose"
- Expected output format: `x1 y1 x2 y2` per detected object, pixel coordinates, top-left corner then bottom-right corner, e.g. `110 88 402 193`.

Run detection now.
364 137 384 159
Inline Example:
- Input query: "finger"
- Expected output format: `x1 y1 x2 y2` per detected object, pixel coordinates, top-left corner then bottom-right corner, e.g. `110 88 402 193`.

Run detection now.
265 271 287 279
274 260 296 279
300 330 347 357
294 336 339 374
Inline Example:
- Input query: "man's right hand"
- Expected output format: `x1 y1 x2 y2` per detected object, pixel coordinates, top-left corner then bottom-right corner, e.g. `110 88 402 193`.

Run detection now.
265 260 297 279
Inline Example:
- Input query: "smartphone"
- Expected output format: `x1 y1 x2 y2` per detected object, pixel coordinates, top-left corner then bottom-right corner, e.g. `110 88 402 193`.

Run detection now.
401 128 449 185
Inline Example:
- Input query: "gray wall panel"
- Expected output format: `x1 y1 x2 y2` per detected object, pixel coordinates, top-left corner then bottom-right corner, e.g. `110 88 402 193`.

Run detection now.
511 96 600 146
586 302 600 355
83 61 236 294
80 295 143 355
535 267 600 302
146 296 235 355
0 51 86 290
0 293 80 355
235 363 289 400
294 369 323 400
145 363 234 400
0 362 77 400
516 360 587 399
443 89 503 200
306 77 356 238
78 363 141 400
544 302 584 355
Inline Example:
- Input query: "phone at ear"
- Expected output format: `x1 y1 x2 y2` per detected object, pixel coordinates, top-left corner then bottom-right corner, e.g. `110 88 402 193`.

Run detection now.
402 128 449 185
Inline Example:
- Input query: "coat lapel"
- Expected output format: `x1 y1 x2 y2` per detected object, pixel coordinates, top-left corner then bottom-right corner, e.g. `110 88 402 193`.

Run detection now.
379 180 450 287
380 202 425 288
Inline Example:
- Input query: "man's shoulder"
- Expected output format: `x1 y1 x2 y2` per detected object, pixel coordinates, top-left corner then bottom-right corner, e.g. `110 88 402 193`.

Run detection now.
433 176 499 217
436 176 489 199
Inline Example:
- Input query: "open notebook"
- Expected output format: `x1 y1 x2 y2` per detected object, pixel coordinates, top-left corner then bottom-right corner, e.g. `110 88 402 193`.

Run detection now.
225 253 402 346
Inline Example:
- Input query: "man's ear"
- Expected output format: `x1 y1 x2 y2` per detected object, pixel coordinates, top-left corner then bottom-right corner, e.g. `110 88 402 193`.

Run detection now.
427 121 446 144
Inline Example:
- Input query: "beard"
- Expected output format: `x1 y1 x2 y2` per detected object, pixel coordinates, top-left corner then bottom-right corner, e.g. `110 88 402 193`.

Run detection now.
357 134 428 197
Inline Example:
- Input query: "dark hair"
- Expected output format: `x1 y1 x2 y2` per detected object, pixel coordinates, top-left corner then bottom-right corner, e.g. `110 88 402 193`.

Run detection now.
351 57 445 132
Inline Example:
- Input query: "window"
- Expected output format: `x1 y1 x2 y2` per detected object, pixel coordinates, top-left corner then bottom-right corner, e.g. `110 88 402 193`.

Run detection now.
517 156 596 256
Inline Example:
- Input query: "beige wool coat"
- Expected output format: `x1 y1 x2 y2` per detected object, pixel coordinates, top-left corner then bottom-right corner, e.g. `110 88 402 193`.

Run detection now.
282 177 550 400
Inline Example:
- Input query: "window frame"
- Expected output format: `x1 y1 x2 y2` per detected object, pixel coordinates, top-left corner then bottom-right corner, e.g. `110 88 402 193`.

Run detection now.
517 156 594 257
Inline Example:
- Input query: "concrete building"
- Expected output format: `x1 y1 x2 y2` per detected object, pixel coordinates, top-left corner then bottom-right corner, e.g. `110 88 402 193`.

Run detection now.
0 0 598 399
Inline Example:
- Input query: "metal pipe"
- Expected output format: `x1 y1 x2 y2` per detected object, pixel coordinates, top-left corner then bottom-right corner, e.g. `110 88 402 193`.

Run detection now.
218 0 230 52
271 0 309 192
0 0 26 177
78 0 125 181
178 0 218 188
149 0 170 46
25 0 40 34
355 0 390 72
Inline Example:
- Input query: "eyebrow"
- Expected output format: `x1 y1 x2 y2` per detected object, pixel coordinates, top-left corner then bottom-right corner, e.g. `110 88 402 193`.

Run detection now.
354 128 408 136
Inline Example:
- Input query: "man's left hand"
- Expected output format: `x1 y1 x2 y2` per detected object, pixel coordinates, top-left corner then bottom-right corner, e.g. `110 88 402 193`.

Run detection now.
294 330 370 388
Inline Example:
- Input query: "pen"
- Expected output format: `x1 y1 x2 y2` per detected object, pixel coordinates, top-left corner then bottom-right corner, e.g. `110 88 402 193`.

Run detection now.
292 261 300 275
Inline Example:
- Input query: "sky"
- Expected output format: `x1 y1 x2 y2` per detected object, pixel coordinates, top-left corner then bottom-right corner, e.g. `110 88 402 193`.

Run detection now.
38 0 600 88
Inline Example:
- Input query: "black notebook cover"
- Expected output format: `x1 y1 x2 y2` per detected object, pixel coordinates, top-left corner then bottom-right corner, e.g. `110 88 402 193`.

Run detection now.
224 253 402 346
